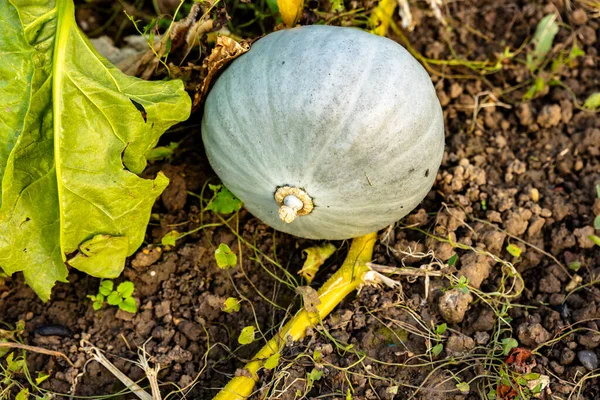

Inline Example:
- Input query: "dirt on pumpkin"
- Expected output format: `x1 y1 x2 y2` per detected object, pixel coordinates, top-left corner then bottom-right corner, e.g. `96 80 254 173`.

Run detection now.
1 0 599 399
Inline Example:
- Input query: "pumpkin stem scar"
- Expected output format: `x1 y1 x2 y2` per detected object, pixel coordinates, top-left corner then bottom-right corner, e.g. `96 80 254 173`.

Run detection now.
274 186 314 223
211 232 377 400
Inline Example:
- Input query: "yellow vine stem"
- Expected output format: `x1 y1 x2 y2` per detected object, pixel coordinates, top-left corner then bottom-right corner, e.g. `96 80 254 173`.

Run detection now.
213 232 378 400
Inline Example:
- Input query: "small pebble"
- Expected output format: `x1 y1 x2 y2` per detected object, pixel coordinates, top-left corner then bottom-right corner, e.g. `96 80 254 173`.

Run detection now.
560 348 575 365
577 350 598 370
530 188 539 202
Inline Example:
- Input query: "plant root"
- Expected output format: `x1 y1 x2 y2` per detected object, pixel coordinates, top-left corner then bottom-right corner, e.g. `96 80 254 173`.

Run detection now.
80 339 153 400
0 342 74 367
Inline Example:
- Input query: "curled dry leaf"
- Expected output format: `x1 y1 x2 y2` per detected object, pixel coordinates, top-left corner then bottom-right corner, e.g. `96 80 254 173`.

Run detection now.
193 36 250 110
136 3 205 80
295 286 321 313
496 383 518 400
505 347 536 374
298 243 336 284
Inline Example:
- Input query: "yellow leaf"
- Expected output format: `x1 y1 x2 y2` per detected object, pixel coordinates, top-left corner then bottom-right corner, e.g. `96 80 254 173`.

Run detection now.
369 0 397 36
298 243 336 283
277 0 304 28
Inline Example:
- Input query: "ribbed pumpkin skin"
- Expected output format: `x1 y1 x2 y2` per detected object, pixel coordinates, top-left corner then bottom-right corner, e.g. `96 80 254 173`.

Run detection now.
201 25 445 240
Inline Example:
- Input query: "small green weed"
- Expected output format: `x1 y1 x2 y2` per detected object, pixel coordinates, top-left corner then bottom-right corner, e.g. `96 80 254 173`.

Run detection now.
215 243 237 269
237 326 256 345
88 280 137 313
205 184 243 214
522 13 588 103
430 323 447 356
1 321 51 400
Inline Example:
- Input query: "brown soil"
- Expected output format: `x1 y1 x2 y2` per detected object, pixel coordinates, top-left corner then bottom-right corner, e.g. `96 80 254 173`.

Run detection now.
1 0 599 399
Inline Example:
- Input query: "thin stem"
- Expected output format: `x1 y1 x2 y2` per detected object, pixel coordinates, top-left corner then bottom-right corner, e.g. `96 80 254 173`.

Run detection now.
212 232 378 400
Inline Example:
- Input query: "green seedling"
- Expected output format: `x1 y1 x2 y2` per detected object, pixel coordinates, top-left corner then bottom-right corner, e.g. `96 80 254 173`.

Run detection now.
526 13 559 73
146 141 180 162
455 275 471 294
88 280 137 313
501 338 518 356
305 368 323 392
430 323 447 356
568 261 583 272
522 13 588 102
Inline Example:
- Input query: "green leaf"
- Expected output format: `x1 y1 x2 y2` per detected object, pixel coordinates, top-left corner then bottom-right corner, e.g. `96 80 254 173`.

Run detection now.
567 42 585 62
596 184 600 199
595 215 600 231
330 0 345 13
568 261 582 272
456 381 470 394
264 352 280 370
0 0 191 302
15 388 29 400
431 343 443 356
7 353 25 373
589 234 600 247
527 13 559 71
506 243 522 258
523 372 540 380
107 291 122 306
93 300 103 311
516 377 527 386
313 350 322 362
206 184 243 214
238 326 255 345
161 230 180 247
501 338 519 355
117 281 135 298
435 323 447 335
307 368 323 384
68 235 129 277
99 280 114 296
583 92 600 110
36 372 50 385
119 296 137 313
487 389 497 399
215 243 237 269
146 142 179 161
523 76 547 100
447 254 458 266
266 0 279 13
222 297 241 313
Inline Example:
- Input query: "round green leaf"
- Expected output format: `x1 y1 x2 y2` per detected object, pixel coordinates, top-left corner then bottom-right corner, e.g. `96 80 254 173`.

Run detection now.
117 281 135 297
107 291 122 306
238 326 256 345
119 297 137 313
